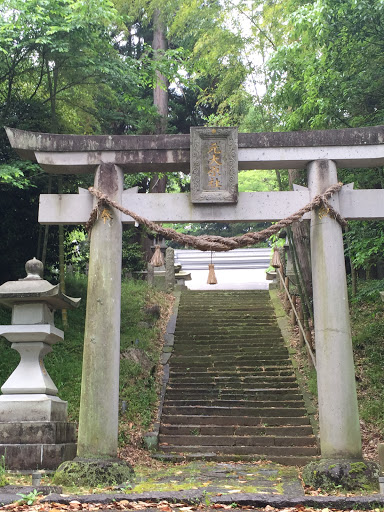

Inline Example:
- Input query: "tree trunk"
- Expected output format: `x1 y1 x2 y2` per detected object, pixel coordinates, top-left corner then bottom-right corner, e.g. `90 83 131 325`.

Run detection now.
151 8 168 195
41 176 52 269
141 9 169 262
153 8 168 136
288 169 313 303
58 176 68 328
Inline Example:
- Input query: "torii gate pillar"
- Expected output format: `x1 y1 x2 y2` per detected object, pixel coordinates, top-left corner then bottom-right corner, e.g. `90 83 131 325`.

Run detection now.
308 160 362 460
77 163 123 458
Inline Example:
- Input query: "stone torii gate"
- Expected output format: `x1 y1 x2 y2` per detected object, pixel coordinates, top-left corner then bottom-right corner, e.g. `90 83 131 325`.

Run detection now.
6 125 384 467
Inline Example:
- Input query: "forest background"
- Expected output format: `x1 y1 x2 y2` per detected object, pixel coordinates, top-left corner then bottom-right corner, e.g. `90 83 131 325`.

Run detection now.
0 0 384 284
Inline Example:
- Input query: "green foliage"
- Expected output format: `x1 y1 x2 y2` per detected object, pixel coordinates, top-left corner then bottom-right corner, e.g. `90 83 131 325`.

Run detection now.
238 170 279 192
17 489 42 505
350 279 384 431
46 274 88 419
119 279 168 433
350 278 384 304
0 456 8 487
64 228 89 274
261 0 384 130
345 221 384 271
122 230 146 273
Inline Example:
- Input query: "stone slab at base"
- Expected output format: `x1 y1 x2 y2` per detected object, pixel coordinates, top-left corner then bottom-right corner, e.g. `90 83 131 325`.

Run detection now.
302 459 379 492
0 421 76 444
0 442 77 470
0 394 67 422
53 459 134 487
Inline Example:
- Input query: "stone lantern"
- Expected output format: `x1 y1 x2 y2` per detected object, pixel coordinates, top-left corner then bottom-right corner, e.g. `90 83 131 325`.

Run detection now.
0 258 80 470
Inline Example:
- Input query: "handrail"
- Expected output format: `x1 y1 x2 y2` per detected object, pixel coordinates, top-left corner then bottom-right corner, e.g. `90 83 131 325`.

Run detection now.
277 268 317 370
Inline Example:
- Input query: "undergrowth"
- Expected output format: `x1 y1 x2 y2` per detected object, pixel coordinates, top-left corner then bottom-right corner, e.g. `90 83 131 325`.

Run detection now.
349 278 384 433
0 274 172 444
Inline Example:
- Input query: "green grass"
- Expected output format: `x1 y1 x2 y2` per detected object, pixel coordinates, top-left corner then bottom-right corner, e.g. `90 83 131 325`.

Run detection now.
0 274 170 436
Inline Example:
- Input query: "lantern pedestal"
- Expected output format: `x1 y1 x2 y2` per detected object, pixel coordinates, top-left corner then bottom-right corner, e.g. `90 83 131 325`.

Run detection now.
0 258 80 470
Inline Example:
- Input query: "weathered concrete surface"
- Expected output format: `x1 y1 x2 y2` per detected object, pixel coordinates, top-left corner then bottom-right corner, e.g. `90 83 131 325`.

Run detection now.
0 279 80 309
12 303 53 325
0 324 63 344
6 125 384 172
308 159 362 459
165 248 175 292
38 188 384 225
0 442 77 470
0 421 76 444
147 263 154 287
7 125 384 151
1 342 57 395
0 394 67 422
77 163 123 459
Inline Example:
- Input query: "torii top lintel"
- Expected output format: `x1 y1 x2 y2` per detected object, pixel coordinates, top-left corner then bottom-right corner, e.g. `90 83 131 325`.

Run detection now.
5 125 384 174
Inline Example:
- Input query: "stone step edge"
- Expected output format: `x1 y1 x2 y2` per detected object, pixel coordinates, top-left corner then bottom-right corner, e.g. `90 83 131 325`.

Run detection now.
158 434 317 445
152 453 319 466
158 445 318 455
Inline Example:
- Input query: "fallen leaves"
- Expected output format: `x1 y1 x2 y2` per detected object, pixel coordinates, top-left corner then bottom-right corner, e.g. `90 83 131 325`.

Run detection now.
0 499 381 512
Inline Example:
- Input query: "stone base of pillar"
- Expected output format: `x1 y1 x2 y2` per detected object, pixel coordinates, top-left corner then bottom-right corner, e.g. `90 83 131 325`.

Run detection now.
0 395 77 470
0 420 77 470
302 459 379 492
53 458 134 487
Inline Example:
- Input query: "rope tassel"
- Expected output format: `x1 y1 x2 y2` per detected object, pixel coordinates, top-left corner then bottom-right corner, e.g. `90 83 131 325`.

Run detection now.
271 247 282 268
207 251 217 285
150 245 165 267
207 263 217 285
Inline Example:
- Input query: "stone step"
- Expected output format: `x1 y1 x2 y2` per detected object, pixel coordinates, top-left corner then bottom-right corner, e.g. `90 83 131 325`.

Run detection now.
168 382 299 390
174 335 285 341
174 338 284 343
163 399 306 408
159 424 314 436
174 342 285 348
181 300 271 303
158 434 317 447
170 362 293 369
172 355 290 362
171 364 295 372
169 375 296 387
161 414 311 426
165 391 304 401
174 346 289 353
162 406 308 417
169 369 295 377
156 289 315 464
175 321 280 326
174 337 285 343
153 453 318 465
158 444 318 456
178 313 276 317
175 327 282 332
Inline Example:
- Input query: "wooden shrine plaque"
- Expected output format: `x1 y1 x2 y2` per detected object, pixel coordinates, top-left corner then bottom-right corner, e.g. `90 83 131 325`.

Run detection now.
190 127 238 203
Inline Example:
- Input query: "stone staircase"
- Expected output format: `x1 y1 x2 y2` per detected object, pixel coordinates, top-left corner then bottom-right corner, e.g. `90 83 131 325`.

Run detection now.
156 290 318 465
